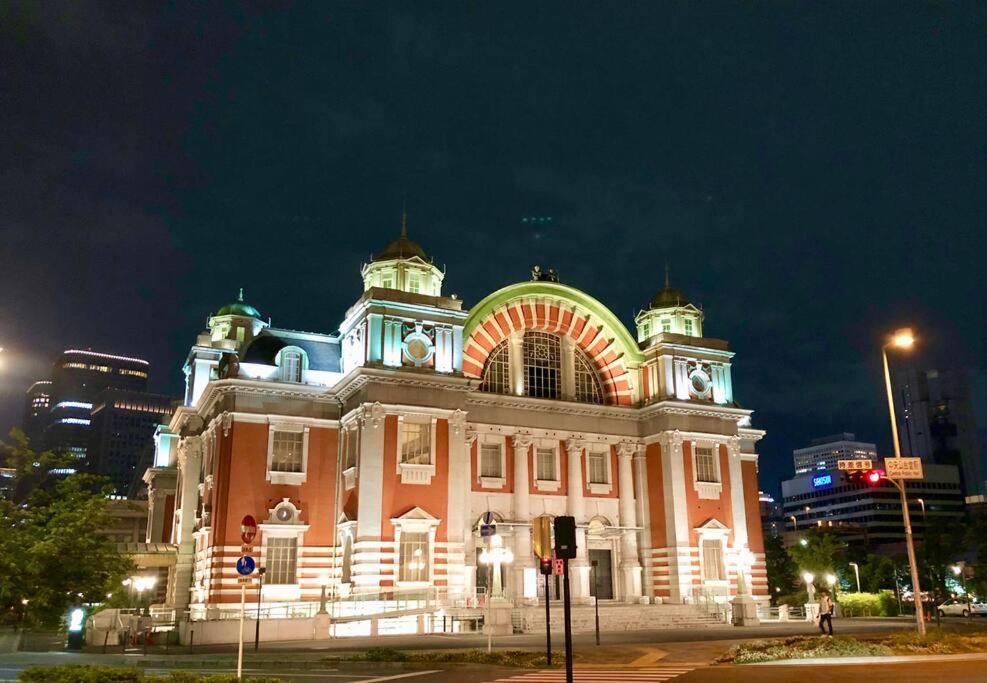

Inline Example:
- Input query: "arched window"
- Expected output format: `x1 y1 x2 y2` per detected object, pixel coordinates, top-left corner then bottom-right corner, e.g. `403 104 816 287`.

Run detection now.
480 341 511 394
523 331 561 399
574 350 604 404
280 349 303 382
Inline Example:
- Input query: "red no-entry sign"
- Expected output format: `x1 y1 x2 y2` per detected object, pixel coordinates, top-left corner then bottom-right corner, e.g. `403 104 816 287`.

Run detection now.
240 515 257 545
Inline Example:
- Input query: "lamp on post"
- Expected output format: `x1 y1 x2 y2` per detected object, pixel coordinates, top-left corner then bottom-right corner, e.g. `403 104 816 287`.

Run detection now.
790 515 798 532
478 534 514 598
881 327 926 636
849 562 861 593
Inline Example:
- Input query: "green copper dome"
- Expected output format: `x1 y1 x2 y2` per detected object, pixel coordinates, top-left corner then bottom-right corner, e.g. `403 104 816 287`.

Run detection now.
217 289 261 318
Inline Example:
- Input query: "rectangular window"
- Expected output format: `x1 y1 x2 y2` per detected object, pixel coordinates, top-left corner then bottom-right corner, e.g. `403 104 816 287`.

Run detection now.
271 431 304 472
536 447 557 481
381 274 395 289
281 351 302 382
267 537 298 584
661 319 671 333
701 538 725 581
684 319 694 335
695 446 718 483
640 322 651 338
399 531 429 582
344 429 359 469
400 421 431 465
588 450 608 484
408 275 421 294
480 443 503 478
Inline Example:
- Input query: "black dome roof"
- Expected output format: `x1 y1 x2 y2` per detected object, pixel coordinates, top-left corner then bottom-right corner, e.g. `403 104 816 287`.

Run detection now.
372 213 430 262
649 285 691 309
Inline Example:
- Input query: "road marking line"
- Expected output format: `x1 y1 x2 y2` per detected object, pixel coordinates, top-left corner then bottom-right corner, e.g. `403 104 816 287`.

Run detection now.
360 671 442 682
629 648 667 667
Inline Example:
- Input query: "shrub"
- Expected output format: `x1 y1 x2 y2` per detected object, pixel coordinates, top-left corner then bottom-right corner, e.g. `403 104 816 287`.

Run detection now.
718 636 892 664
363 647 408 662
838 591 898 617
19 666 283 682
776 591 808 607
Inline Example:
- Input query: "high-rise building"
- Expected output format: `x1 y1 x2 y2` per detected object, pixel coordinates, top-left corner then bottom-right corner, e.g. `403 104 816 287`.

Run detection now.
22 380 52 445
792 433 877 475
89 389 174 495
144 224 769 622
892 366 985 496
43 349 150 469
782 461 964 550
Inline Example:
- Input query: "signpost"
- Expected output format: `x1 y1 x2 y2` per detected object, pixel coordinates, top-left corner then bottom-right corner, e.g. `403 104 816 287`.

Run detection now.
236 515 257 680
553 516 577 683
885 457 924 480
838 459 873 471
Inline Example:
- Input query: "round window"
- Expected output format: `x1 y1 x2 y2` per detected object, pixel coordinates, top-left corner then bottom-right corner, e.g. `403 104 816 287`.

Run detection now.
406 338 429 361
275 506 293 522
690 371 710 395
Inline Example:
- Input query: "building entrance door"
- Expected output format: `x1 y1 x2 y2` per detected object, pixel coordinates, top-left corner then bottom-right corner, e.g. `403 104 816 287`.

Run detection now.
588 549 614 599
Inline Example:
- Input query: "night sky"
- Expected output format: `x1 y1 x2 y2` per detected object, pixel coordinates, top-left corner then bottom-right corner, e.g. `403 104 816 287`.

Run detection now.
2 3 986 496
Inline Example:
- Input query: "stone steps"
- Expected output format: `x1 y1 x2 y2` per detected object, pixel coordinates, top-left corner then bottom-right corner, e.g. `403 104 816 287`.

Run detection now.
516 603 725 633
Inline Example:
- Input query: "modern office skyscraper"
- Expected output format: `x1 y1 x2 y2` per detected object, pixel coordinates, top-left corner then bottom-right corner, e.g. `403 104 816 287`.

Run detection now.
22 380 53 446
792 433 877 475
89 389 174 495
43 349 150 468
892 365 985 496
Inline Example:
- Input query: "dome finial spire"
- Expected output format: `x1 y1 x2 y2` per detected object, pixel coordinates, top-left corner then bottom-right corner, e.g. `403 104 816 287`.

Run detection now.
400 199 408 238
238 287 244 302
664 261 670 289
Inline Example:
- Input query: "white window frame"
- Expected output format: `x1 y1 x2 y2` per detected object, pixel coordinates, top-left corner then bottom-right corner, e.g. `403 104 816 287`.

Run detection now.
476 434 506 489
266 423 309 486
396 415 437 485
390 507 440 589
258 500 309 600
342 424 359 490
691 440 723 500
695 520 730 586
684 318 694 336
277 347 307 383
534 442 561 492
585 446 613 494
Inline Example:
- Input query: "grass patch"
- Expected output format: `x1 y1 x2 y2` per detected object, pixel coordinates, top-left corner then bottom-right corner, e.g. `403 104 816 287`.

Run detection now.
328 647 552 668
19 665 283 682
717 636 892 664
719 629 987 664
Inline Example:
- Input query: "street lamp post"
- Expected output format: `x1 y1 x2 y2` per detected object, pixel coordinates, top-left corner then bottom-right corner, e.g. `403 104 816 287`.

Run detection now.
318 573 329 614
849 562 861 593
790 515 798 532
881 327 926 636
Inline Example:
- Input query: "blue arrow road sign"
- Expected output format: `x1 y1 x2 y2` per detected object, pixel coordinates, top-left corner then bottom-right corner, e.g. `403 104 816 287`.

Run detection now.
236 555 256 576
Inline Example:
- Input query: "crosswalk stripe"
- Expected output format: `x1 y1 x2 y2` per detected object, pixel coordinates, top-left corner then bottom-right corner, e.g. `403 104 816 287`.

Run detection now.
492 667 697 682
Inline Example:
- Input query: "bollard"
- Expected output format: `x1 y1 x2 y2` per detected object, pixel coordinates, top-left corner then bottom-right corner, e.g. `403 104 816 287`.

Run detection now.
188 629 194 653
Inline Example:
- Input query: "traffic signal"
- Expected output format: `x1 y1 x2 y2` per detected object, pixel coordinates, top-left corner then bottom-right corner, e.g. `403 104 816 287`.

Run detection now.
553 516 577 559
540 558 553 575
846 469 884 486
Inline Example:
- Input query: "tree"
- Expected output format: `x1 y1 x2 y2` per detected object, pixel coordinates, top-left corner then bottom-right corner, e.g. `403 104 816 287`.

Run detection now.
858 553 902 593
787 529 848 590
0 431 133 627
764 533 798 598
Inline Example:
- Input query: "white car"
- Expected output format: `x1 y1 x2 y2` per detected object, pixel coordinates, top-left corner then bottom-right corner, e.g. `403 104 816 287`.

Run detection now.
937 598 987 617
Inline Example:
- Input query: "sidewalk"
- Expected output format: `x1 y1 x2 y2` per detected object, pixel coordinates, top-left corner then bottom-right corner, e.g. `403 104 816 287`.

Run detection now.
754 652 987 666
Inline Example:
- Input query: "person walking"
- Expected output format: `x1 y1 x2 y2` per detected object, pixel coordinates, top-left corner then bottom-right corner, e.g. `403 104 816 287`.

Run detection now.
818 591 835 636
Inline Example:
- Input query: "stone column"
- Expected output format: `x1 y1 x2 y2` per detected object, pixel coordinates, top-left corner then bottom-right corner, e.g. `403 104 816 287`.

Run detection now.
512 434 533 602
565 438 590 601
633 447 653 599
463 428 479 601
168 436 202 609
355 402 386 594
659 430 693 603
617 442 643 602
508 332 524 396
446 410 470 601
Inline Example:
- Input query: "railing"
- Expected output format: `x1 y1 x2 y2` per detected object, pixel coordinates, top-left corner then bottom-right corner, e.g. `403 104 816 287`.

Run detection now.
692 589 731 623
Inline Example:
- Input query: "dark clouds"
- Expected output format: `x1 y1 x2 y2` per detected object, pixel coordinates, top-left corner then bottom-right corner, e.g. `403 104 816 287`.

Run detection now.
2 2 986 494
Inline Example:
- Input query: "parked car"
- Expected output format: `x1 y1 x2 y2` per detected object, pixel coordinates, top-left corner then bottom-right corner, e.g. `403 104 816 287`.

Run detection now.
937 598 987 617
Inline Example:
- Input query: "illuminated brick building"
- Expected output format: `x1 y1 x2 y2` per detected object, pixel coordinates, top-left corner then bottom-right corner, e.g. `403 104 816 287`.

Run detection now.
146 225 767 620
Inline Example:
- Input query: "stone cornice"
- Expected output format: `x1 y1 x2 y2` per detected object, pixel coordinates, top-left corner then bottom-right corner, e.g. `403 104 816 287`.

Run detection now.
335 366 473 402
638 400 753 421
464 392 639 421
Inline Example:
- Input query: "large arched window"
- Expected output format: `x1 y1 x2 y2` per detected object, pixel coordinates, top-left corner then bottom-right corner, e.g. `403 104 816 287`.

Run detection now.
480 341 510 394
479 331 605 404
574 351 604 404
523 331 561 399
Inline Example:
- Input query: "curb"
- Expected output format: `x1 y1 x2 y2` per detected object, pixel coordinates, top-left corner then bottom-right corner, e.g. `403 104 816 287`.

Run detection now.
752 652 987 666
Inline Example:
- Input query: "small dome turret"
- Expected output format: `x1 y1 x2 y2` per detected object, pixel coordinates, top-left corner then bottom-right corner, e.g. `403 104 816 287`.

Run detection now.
361 212 444 296
217 288 262 318
635 267 703 342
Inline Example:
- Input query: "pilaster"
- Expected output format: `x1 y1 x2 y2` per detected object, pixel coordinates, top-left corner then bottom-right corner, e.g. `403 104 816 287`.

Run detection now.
617 442 642 601
659 430 693 603
354 402 386 593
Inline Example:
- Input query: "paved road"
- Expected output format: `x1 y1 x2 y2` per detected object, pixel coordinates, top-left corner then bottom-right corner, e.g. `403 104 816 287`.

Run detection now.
678 658 987 682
